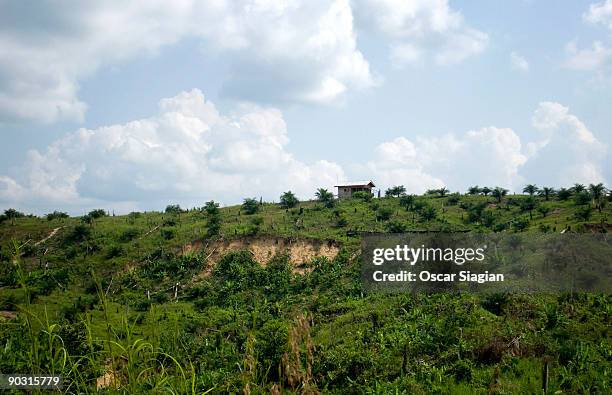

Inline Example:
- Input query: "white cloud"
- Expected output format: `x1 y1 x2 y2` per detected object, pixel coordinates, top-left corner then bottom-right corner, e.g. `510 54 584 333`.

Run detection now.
511 52 529 72
363 103 608 194
364 127 527 194
354 0 488 66
2 94 607 213
0 1 375 124
0 89 345 212
564 40 612 70
525 101 607 186
584 0 612 29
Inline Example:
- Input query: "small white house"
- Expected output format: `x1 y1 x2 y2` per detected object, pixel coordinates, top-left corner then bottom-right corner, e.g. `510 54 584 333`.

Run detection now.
334 180 375 198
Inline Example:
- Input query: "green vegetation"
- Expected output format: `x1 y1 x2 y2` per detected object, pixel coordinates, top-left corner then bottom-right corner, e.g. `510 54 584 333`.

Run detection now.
0 183 610 393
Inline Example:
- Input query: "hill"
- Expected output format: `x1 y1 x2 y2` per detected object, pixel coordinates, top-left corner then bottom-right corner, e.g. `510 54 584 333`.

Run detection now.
0 190 610 393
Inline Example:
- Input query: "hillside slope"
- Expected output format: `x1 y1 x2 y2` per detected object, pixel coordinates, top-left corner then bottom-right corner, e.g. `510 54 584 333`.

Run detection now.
0 192 610 393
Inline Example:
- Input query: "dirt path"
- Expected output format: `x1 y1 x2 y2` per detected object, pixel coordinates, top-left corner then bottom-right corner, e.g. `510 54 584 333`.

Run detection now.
34 226 63 246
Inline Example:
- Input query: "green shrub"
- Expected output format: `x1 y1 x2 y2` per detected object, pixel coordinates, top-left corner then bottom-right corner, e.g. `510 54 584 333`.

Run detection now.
161 228 176 240
352 191 372 202
119 227 139 242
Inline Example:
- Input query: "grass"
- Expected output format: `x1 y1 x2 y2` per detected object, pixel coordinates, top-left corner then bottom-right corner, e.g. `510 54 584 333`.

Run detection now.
0 192 610 393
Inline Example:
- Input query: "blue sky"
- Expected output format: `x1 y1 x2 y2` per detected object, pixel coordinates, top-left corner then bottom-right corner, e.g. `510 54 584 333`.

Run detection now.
1 0 611 214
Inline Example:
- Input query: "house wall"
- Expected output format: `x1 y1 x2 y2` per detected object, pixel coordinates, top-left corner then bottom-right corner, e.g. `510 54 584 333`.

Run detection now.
337 186 372 198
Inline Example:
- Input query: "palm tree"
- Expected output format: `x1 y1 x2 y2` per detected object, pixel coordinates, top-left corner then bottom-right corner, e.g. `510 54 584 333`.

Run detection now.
522 184 539 196
4 208 23 226
557 187 572 201
315 188 335 208
539 187 555 201
481 187 492 196
280 190 299 209
572 183 586 194
385 185 406 198
588 183 606 212
491 187 508 204
437 187 449 197
467 186 481 195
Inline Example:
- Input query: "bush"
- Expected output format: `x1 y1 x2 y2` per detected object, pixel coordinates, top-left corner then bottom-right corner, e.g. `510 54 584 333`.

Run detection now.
46 211 69 221
88 209 107 219
242 198 260 215
446 193 461 205
65 225 91 243
511 216 530 232
399 195 415 210
119 228 139 242
105 244 123 259
385 220 407 233
165 204 183 215
213 250 261 293
376 207 393 221
160 228 176 240
352 191 372 202
280 191 299 209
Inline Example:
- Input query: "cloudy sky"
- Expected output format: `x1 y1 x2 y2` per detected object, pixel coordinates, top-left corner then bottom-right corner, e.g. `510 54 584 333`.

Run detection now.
1 0 611 214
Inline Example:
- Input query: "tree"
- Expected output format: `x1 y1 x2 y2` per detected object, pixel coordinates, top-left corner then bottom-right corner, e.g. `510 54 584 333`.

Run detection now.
4 208 25 226
46 211 69 221
539 187 555 201
385 220 407 233
436 187 449 197
574 191 591 206
242 198 259 215
512 216 530 232
481 187 492 196
399 195 415 210
279 191 299 209
574 205 592 222
376 207 393 221
491 187 508 204
419 206 437 222
557 188 572 201
537 206 551 218
204 201 221 236
522 184 539 196
588 183 606 212
572 183 586 194
204 200 220 216
164 205 182 215
385 185 406 198
315 188 335 208
467 186 482 195
520 196 538 220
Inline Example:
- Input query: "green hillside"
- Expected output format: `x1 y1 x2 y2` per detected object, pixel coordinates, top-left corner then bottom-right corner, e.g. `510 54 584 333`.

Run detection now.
0 186 610 393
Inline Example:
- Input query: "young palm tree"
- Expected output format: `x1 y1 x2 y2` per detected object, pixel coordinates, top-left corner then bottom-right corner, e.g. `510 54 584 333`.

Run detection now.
315 188 335 208
491 187 508 204
539 187 555 201
588 183 606 212
522 184 539 196
481 187 492 196
467 186 481 195
572 183 586 194
437 187 449 197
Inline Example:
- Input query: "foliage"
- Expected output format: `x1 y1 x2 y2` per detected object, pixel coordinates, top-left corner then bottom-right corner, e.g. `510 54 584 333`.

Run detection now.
315 188 335 208
352 191 372 202
279 191 299 209
88 209 107 219
46 211 69 221
385 185 406 198
0 185 610 393
242 198 260 215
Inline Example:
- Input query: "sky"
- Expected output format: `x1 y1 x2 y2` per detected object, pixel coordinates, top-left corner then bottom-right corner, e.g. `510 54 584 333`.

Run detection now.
0 0 611 215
